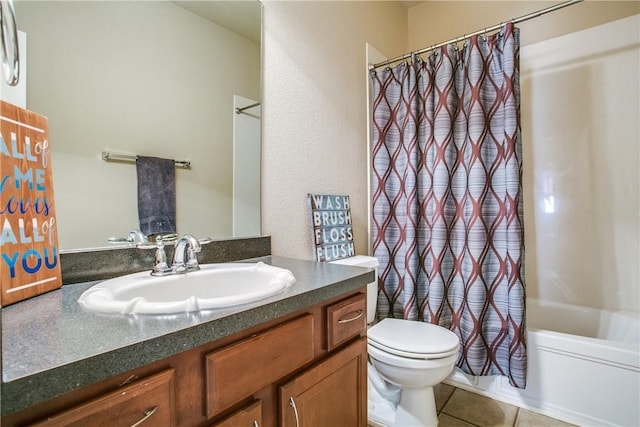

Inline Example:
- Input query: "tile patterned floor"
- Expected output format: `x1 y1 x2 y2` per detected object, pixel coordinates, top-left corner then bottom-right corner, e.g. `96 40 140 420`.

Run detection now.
434 384 577 427
369 383 578 427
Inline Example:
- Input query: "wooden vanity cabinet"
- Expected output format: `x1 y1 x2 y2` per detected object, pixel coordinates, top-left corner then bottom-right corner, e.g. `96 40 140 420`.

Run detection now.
2 287 367 427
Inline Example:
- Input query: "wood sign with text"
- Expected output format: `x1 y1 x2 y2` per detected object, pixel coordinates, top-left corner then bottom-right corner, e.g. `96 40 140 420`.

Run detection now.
1 100 61 306
308 194 355 262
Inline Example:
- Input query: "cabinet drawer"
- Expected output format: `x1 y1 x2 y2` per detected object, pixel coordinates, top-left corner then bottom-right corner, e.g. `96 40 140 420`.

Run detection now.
206 315 314 417
326 293 366 351
211 400 262 427
29 369 176 427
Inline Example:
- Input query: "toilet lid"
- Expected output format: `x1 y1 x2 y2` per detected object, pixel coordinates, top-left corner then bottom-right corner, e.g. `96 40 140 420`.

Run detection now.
368 318 459 358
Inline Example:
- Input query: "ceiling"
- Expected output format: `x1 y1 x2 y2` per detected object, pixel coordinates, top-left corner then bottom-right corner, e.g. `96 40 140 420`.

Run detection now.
172 1 262 44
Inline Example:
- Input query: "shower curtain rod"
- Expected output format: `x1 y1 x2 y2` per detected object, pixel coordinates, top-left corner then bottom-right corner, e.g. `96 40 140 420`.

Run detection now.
369 0 583 71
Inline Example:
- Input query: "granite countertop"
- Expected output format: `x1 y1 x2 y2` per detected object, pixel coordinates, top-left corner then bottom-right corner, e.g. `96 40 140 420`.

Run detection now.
1 255 374 417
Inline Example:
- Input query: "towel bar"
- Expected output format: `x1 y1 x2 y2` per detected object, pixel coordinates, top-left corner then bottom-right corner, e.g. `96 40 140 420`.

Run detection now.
102 151 191 169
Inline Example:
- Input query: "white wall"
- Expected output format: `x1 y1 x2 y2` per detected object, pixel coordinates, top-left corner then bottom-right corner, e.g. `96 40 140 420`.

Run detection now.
16 1 260 249
262 1 407 260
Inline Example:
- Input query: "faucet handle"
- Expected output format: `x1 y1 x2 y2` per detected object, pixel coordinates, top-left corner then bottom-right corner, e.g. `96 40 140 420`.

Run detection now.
127 230 148 244
150 238 173 276
136 236 173 276
198 237 214 245
107 229 149 245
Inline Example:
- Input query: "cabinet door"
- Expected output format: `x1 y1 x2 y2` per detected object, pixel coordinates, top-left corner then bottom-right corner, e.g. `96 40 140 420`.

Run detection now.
29 369 176 427
206 315 314 417
212 400 262 427
279 337 367 427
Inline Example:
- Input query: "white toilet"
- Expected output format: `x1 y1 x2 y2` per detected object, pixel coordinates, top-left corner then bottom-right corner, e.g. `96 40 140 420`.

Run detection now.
332 256 460 427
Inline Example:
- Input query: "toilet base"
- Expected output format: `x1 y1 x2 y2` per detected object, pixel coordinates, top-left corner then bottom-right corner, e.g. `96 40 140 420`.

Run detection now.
393 386 437 427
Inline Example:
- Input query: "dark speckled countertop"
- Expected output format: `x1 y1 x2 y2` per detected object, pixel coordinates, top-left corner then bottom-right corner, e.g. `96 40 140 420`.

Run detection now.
1 255 374 417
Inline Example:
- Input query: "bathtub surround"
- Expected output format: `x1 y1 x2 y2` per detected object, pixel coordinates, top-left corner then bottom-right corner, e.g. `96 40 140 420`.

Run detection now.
370 23 526 388
520 13 639 314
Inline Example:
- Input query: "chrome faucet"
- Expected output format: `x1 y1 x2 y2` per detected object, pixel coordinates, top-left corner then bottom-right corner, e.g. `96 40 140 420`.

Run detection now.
171 234 202 273
142 234 212 276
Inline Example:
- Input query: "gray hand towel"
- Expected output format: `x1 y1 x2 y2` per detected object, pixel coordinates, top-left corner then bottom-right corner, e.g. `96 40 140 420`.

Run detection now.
136 156 176 237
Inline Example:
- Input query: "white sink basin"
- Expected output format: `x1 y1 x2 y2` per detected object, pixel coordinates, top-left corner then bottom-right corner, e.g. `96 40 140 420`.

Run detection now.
78 262 295 314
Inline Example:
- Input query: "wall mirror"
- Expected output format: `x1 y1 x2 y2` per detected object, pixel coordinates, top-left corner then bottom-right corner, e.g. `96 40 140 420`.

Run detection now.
13 0 262 251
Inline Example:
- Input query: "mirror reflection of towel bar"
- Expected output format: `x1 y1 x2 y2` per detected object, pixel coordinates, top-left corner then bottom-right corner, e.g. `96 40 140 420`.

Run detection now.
101 151 191 169
235 101 260 114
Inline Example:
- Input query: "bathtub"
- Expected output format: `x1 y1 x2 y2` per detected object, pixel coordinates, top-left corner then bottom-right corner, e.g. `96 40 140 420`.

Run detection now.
445 298 640 426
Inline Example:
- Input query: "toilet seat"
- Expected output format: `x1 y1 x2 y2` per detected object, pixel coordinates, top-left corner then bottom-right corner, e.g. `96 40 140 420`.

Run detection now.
368 339 459 359
368 318 459 359
368 341 459 372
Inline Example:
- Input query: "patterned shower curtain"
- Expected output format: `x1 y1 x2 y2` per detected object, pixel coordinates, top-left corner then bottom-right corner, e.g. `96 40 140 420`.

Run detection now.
370 24 526 388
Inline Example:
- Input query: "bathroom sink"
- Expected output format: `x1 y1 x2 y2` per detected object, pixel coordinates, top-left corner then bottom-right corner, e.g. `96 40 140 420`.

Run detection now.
78 262 295 314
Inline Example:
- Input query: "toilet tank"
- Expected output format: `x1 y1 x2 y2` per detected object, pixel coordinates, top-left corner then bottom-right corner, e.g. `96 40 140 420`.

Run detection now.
330 255 379 324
